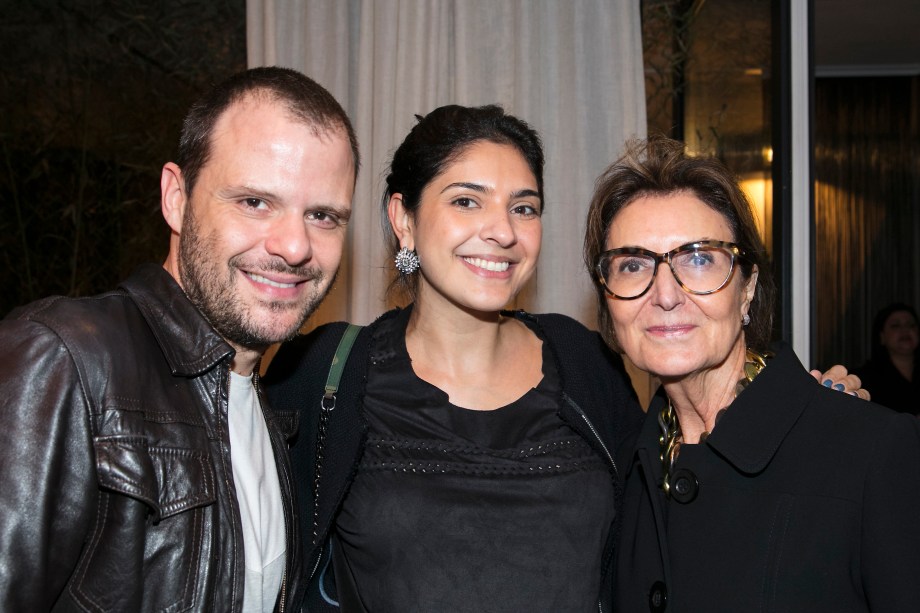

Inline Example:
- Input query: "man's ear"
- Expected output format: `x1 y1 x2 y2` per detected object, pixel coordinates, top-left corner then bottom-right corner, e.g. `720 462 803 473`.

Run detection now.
161 162 187 234
386 193 414 249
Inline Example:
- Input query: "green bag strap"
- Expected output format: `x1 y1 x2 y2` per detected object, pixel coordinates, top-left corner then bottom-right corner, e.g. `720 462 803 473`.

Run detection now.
322 323 362 410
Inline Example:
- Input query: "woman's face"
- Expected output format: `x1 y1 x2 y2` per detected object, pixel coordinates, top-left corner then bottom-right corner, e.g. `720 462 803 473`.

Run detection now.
390 140 543 314
880 310 919 357
603 191 757 379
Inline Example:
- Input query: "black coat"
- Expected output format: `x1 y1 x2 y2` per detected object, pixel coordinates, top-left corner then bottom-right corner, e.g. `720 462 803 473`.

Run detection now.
615 343 920 612
265 306 644 611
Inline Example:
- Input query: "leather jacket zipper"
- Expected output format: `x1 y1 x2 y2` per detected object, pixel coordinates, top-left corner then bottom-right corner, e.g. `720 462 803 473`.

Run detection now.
308 542 324 582
278 568 287 613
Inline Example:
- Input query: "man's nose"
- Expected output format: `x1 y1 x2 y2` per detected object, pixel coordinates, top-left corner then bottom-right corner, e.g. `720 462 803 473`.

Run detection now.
265 214 313 266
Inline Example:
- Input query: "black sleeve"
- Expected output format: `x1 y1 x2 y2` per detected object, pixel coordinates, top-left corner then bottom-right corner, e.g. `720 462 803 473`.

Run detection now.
264 323 349 409
534 313 645 476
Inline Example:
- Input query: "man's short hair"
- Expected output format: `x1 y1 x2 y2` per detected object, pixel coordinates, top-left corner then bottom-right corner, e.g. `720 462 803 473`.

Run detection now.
177 66 360 198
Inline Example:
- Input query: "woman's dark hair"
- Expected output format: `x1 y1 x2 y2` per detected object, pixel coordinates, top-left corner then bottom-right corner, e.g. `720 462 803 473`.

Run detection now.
584 135 776 352
178 66 359 198
382 104 544 301
870 302 920 361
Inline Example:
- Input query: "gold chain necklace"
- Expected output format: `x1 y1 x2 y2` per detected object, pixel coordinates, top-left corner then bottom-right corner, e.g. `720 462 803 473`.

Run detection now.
658 348 773 497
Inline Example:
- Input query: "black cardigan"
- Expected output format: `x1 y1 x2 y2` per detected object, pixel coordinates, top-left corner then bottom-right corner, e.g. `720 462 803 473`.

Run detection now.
265 306 644 611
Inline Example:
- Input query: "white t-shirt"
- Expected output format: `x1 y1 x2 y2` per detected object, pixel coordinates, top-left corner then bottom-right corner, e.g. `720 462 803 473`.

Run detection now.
228 371 286 612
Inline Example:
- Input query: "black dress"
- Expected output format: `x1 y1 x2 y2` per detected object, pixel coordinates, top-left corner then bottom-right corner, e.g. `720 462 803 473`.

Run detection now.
331 309 615 612
263 306 645 612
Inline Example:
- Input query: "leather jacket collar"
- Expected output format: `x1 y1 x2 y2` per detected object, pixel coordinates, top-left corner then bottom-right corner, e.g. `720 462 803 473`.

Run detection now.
119 264 234 376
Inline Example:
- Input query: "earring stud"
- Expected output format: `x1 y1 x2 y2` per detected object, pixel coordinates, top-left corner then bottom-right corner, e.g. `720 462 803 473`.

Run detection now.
395 247 420 275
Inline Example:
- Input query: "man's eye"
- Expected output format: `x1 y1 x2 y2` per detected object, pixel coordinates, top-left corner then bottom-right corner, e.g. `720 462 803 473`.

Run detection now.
308 211 341 228
243 198 267 209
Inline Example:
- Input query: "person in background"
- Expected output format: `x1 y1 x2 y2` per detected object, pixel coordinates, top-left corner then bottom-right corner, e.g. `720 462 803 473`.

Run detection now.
0 66 358 612
585 135 920 612
855 302 920 415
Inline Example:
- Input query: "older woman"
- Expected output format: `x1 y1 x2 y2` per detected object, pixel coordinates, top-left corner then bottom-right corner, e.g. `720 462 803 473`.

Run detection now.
584 136 920 612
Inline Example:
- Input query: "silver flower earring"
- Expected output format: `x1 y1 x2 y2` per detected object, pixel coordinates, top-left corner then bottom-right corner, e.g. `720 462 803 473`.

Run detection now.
742 313 751 326
395 247 420 275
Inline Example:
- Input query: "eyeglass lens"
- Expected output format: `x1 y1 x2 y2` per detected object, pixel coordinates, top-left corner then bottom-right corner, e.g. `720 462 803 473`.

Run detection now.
602 245 734 297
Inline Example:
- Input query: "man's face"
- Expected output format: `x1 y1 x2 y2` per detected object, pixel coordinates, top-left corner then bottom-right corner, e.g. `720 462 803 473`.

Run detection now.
172 96 355 351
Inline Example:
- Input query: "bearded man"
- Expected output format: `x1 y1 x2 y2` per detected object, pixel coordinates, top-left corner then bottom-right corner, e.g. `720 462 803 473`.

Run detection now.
0 66 358 612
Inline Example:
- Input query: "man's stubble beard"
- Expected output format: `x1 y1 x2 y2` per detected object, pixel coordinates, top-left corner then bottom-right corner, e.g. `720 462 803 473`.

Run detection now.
178 206 336 351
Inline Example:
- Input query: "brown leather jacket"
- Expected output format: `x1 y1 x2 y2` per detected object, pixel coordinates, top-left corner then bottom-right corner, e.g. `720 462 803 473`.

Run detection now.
0 264 301 612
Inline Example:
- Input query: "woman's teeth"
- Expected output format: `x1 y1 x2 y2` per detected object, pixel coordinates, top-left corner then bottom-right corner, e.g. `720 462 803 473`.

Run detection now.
463 257 509 272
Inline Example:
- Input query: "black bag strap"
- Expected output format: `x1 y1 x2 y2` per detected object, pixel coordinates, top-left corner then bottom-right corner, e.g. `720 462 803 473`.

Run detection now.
322 323 362 410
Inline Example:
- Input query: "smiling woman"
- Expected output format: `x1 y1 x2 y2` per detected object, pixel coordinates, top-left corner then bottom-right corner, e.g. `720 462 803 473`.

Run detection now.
584 135 920 612
387 140 543 327
600 191 759 419
264 105 645 612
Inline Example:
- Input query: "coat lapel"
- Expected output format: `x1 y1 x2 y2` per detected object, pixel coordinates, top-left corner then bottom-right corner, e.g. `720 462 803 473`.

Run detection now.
705 345 814 474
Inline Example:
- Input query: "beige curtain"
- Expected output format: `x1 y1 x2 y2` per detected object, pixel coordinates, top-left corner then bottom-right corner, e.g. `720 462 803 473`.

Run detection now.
247 0 646 332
